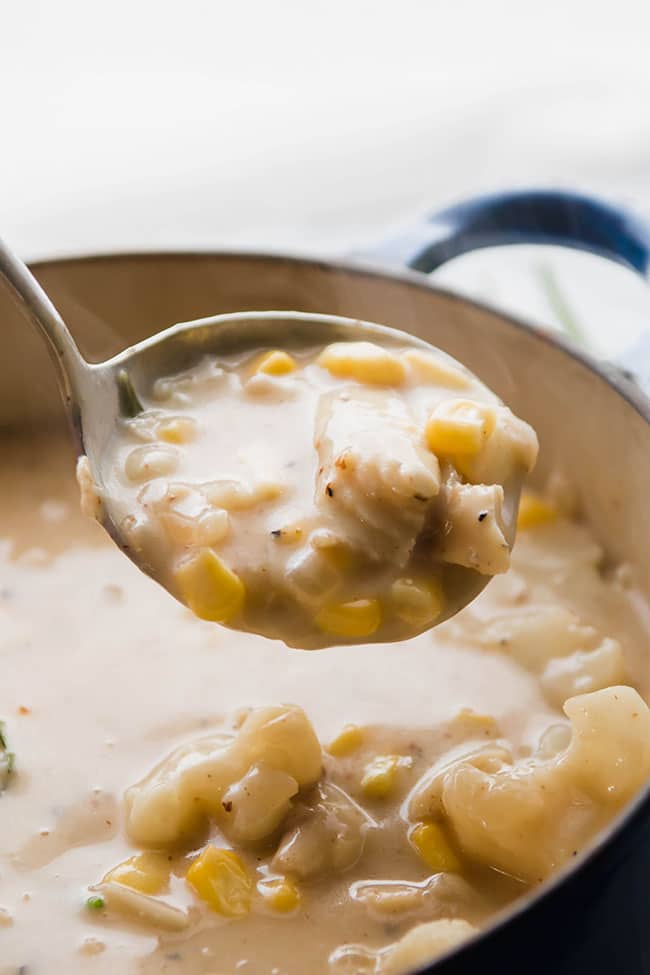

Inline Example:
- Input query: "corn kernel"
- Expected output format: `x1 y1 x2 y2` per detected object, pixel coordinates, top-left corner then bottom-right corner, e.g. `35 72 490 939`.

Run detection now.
186 847 252 918
315 599 382 639
104 852 171 895
258 877 301 913
157 416 197 444
361 755 404 799
391 577 444 628
425 399 496 458
516 492 558 530
402 349 471 389
317 342 406 386
254 350 297 376
327 724 364 757
410 821 461 873
175 549 245 622
318 543 359 573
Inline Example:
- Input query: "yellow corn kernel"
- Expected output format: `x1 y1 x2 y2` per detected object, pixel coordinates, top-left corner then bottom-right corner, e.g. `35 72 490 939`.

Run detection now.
318 542 359 573
175 549 245 622
361 755 404 800
186 847 252 918
410 821 461 874
315 599 382 639
516 492 558 530
253 350 297 376
425 399 496 458
402 349 471 389
327 724 364 757
317 342 406 386
157 416 197 444
258 877 301 913
103 852 171 895
391 577 444 628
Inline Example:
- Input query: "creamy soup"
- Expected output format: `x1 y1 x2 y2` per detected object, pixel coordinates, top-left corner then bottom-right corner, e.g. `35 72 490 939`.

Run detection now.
83 340 537 647
1 430 649 975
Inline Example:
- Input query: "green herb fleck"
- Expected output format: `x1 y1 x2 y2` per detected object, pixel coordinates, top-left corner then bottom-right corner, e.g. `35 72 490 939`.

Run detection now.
0 723 14 791
117 369 144 418
85 894 105 911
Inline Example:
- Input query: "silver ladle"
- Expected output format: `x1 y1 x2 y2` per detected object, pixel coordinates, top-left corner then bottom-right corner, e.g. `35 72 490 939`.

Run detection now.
0 238 523 631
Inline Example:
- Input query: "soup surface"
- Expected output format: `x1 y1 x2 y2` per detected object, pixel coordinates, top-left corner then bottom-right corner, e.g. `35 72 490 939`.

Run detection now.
1 431 649 975
86 339 537 647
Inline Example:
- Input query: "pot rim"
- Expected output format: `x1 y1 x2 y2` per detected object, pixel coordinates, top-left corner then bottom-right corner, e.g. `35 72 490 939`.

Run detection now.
29 245 650 420
29 245 650 969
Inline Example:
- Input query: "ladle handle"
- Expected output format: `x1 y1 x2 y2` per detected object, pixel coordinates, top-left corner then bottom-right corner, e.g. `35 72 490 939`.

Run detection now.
365 189 650 394
0 238 86 418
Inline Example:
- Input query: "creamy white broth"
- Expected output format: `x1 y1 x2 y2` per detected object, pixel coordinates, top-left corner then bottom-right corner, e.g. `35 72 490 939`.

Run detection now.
1 431 649 975
89 340 537 648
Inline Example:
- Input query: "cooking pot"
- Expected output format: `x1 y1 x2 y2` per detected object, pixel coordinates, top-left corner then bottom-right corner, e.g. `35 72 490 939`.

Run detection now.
3 190 649 974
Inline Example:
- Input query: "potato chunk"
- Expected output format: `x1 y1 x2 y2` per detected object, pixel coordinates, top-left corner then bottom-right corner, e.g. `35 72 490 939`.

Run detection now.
272 782 375 880
440 687 650 882
125 705 321 848
479 605 627 706
381 919 477 974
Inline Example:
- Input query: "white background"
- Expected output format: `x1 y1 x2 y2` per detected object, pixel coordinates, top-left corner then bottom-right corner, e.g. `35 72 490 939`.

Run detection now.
2 0 650 358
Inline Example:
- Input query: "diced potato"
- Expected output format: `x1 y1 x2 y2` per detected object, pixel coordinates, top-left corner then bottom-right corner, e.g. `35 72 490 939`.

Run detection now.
315 599 382 639
541 638 626 707
563 686 650 805
381 919 477 975
425 399 496 458
317 341 406 386
409 821 461 874
284 547 343 607
458 407 539 484
402 349 472 389
186 846 252 918
257 877 301 913
175 548 245 622
361 755 406 800
390 577 444 627
407 741 512 822
234 705 322 787
517 492 558 530
125 705 321 850
440 687 650 881
103 852 171 895
327 724 364 757
273 783 374 879
124 445 179 482
221 763 299 842
253 350 297 376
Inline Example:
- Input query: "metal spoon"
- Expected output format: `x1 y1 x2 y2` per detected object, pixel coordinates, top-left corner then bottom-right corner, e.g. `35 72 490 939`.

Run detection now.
0 238 522 626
